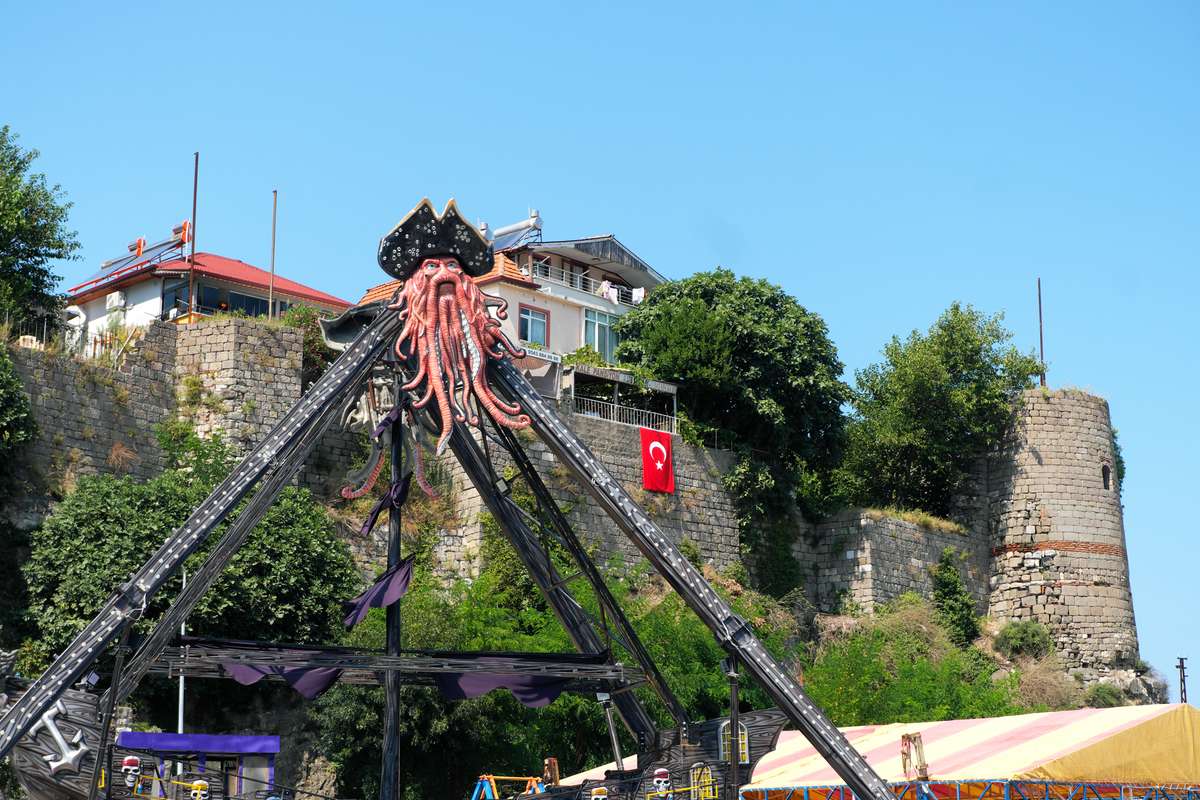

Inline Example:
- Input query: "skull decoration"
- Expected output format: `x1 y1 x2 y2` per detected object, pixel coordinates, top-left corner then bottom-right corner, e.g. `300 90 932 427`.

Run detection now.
650 768 673 799
190 779 210 800
120 755 141 789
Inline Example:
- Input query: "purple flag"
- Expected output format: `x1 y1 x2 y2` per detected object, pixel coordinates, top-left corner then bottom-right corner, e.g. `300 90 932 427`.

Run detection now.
342 555 415 627
359 473 412 536
281 667 341 700
434 673 568 708
220 663 342 700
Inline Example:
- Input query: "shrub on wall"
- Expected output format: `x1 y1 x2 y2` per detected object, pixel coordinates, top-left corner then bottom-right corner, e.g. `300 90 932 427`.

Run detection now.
281 304 337 390
1084 683 1125 708
0 345 36 475
930 548 981 647
995 620 1053 660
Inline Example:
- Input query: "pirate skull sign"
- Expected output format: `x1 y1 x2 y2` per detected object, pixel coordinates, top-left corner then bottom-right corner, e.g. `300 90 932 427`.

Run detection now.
120 755 141 789
650 768 673 799
190 779 210 800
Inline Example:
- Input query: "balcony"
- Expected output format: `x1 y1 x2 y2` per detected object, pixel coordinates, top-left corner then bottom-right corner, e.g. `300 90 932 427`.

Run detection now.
528 260 644 308
572 395 677 434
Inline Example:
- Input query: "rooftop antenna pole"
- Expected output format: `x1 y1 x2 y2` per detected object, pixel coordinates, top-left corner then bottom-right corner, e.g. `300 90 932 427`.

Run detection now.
269 189 278 319
1037 277 1046 387
1179 657 1188 704
188 152 199 320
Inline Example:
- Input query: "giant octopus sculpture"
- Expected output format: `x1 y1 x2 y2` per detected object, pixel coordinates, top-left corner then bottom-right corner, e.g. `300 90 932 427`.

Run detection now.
378 199 531 454
337 199 532 500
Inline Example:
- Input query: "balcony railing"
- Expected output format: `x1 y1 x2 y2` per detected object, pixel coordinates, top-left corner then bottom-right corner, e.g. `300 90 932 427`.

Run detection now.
528 261 643 308
572 395 677 434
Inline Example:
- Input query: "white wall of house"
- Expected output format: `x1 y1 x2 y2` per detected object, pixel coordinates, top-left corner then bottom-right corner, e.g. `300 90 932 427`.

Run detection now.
81 278 163 342
491 282 630 362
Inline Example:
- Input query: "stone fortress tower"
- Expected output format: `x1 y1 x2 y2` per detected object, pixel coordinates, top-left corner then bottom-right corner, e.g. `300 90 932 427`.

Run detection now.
987 388 1145 686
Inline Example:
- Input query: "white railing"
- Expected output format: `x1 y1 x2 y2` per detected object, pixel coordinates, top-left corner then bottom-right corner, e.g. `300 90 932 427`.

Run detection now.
528 260 641 307
572 395 677 434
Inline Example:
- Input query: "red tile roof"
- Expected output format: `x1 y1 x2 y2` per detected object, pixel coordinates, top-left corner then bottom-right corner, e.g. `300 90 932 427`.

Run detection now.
155 252 352 308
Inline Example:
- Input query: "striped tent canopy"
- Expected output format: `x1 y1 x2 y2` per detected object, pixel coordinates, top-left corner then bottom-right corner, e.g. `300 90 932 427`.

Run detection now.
743 704 1200 800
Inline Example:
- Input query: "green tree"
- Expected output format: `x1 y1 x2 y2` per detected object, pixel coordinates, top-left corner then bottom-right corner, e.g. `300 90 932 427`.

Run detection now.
839 302 1040 516
616 269 850 591
19 433 359 670
0 126 78 326
930 549 981 647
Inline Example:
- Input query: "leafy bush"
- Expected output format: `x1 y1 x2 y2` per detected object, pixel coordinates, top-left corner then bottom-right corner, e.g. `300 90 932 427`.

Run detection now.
930 548 980 647
20 430 360 673
838 302 1041 516
803 596 1021 725
281 304 337 390
0 345 36 476
995 620 1053 660
1084 683 1125 708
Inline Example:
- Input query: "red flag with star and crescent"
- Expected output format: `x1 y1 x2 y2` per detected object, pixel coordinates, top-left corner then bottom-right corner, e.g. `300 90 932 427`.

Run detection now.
640 427 675 493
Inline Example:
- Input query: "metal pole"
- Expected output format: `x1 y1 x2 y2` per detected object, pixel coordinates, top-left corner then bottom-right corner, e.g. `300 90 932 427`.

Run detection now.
1037 278 1046 387
88 625 134 800
379 401 404 800
188 152 199 321
1179 657 1188 704
727 656 740 800
598 693 624 769
178 569 186 735
269 190 277 319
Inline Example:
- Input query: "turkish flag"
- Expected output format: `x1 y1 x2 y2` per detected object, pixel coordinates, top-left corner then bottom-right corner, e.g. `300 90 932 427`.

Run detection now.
640 427 675 493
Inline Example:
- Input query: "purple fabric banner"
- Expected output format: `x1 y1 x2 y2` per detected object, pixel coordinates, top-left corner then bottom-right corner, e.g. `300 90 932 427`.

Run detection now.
221 663 342 700
359 473 412 536
342 554 415 627
433 673 568 708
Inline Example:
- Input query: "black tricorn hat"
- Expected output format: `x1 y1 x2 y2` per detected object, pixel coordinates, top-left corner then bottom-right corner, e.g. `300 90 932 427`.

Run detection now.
377 198 493 280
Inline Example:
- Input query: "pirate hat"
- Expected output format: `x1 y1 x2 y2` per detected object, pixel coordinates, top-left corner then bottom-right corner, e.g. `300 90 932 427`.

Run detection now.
377 198 493 280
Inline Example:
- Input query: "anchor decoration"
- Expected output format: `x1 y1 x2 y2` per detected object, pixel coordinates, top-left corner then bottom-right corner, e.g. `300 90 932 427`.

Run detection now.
29 699 89 775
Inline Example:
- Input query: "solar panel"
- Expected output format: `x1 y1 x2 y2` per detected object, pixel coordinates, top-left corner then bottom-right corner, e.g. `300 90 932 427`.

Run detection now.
68 235 186 295
492 227 539 252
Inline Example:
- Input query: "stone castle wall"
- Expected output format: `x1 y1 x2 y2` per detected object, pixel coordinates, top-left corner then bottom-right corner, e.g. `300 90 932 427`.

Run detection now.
434 411 742 579
793 509 991 614
986 388 1139 676
8 319 1145 683
9 321 178 494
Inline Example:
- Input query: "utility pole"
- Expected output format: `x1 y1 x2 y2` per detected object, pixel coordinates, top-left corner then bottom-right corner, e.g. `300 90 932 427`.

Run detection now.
187 152 199 320
269 190 277 319
1179 657 1188 704
1037 278 1047 387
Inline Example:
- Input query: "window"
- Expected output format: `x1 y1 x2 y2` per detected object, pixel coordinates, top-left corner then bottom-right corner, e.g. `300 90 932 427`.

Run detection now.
519 306 549 348
1102 463 1112 490
689 764 717 800
584 308 619 363
229 291 269 317
718 721 750 765
161 281 189 317
198 285 221 313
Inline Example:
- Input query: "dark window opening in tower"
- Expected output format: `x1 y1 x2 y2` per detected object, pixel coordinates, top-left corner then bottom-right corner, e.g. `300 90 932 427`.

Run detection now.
1102 463 1112 490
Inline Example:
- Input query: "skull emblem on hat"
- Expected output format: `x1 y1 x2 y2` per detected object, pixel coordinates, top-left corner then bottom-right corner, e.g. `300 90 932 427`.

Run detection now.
190 779 210 800
120 755 141 789
650 768 673 799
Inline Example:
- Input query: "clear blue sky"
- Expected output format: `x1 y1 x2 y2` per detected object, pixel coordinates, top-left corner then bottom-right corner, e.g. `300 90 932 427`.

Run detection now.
4 2 1196 698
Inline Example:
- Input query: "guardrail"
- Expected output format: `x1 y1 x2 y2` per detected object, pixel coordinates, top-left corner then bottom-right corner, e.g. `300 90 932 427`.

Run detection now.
572 395 677 434
529 261 642 307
